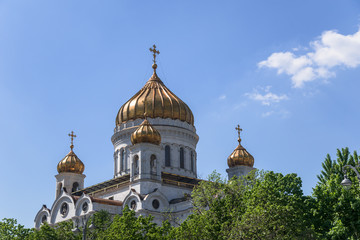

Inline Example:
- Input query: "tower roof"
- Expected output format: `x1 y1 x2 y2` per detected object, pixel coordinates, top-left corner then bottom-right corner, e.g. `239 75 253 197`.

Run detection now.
57 131 85 174
115 45 194 126
227 125 254 168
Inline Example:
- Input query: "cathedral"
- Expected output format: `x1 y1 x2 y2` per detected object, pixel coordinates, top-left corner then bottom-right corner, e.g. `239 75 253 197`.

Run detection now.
34 46 255 229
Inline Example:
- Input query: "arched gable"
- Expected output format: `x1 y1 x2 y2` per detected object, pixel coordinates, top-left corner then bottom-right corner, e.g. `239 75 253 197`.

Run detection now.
49 189 76 225
143 189 170 211
123 189 143 211
34 205 51 229
74 193 94 217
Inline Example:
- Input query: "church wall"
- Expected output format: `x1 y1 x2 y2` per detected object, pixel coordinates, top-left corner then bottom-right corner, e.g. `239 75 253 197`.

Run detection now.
55 173 85 198
160 184 192 202
92 203 121 214
93 185 130 201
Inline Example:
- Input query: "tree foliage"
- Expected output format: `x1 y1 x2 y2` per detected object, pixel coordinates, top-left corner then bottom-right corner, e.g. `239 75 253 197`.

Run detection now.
99 206 172 240
26 220 80 240
317 147 359 184
312 148 360 239
173 171 316 240
0 218 32 240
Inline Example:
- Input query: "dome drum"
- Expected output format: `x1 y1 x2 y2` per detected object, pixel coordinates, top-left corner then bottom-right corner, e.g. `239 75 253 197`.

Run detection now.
111 118 199 150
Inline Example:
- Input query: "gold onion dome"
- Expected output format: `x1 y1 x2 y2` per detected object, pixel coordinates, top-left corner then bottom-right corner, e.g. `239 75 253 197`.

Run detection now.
227 125 254 168
131 117 161 145
57 131 85 174
116 45 194 126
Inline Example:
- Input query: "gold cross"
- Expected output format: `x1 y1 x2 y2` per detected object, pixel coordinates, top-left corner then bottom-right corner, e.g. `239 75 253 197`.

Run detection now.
149 44 160 64
235 124 242 139
68 131 77 150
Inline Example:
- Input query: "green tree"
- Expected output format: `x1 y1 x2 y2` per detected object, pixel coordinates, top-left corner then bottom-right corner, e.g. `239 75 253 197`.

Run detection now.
173 171 315 240
0 218 32 240
86 210 113 239
26 223 58 240
317 147 359 184
26 221 80 240
233 172 316 239
99 206 172 240
312 148 360 239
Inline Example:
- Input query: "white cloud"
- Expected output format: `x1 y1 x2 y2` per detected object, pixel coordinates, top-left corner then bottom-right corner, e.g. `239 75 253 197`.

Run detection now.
218 94 226 100
262 111 274 117
245 86 288 106
262 110 290 118
259 28 360 87
233 102 247 110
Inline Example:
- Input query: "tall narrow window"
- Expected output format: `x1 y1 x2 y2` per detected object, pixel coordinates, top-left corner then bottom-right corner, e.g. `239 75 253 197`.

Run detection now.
191 151 194 172
120 149 125 171
114 150 119 176
180 147 184 169
134 155 139 176
150 154 157 174
72 182 79 192
165 145 171 167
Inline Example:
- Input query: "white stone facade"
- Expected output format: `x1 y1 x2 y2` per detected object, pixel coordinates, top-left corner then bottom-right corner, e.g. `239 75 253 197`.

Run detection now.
35 117 200 228
112 118 199 179
55 172 85 199
226 165 256 180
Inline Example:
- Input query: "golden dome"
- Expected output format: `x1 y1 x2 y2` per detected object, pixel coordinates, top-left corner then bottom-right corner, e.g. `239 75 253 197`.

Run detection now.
57 131 85 174
227 126 254 167
57 149 85 174
115 62 194 126
131 118 161 145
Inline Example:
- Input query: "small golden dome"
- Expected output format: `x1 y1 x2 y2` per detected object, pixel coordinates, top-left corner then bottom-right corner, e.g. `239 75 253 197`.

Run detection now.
57 131 85 174
227 126 254 168
57 149 85 174
131 118 161 145
116 46 194 126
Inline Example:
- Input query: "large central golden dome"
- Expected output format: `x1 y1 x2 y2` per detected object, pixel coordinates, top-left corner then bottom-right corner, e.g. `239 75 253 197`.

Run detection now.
116 64 194 126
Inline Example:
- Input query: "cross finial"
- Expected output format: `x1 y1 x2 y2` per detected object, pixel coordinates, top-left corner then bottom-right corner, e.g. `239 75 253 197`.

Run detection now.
68 131 77 150
149 44 160 64
235 124 242 143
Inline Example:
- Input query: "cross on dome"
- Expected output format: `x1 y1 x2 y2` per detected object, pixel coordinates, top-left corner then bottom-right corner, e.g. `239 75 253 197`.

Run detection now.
149 44 160 64
235 124 243 143
68 131 77 150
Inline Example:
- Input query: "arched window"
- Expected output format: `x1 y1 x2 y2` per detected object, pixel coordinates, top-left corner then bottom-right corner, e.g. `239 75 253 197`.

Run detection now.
191 151 194 172
180 147 184 169
150 154 157 174
72 182 79 192
120 149 125 171
133 155 139 176
165 145 171 167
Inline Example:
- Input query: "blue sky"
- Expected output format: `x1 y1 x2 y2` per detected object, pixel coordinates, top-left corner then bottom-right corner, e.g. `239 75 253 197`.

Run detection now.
1 0 360 228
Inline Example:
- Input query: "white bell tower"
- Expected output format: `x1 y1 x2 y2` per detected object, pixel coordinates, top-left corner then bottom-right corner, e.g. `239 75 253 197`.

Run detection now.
55 131 85 198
